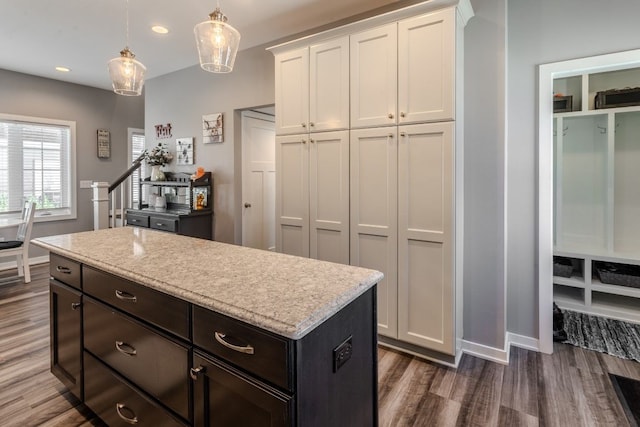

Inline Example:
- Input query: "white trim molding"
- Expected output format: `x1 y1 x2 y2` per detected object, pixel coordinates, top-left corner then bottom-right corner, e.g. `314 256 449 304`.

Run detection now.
0 255 50 273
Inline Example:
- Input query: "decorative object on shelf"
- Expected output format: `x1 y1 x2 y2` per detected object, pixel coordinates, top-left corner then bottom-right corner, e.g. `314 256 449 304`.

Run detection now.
594 261 640 289
193 187 208 210
595 87 640 109
144 143 173 181
155 123 172 139
176 137 194 165
202 113 223 143
96 129 111 159
194 0 241 73
108 0 146 96
191 166 206 181
553 94 572 113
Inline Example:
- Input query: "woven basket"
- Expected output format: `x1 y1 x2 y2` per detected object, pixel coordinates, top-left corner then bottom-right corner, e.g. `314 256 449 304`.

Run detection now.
594 262 640 289
553 257 573 278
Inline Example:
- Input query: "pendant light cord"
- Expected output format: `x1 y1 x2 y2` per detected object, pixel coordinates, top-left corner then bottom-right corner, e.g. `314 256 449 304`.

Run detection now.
125 0 130 49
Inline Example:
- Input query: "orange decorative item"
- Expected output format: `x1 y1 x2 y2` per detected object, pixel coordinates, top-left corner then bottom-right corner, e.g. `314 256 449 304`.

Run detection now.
191 167 205 181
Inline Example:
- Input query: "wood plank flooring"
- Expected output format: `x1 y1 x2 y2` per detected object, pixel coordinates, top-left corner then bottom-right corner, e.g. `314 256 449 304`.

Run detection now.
2 264 639 426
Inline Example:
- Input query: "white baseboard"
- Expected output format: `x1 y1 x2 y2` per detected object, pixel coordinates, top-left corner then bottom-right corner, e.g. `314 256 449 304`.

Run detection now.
507 332 540 352
461 339 510 365
0 255 50 272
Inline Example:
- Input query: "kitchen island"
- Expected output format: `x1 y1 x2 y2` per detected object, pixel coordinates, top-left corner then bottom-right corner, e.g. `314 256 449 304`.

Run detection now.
34 227 382 426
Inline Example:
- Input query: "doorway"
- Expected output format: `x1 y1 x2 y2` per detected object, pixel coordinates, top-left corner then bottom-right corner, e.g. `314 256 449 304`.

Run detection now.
241 109 276 251
538 49 640 354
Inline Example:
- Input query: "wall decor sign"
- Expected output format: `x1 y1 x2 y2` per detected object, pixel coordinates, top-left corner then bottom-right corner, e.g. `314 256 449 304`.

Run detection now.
176 137 194 165
155 123 172 139
202 113 223 143
97 129 110 158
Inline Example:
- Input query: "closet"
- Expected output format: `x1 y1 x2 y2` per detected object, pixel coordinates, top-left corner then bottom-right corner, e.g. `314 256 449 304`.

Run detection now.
269 0 472 362
553 67 640 323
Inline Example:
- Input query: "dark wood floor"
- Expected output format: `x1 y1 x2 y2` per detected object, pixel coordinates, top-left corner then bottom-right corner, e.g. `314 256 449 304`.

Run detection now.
1 264 639 426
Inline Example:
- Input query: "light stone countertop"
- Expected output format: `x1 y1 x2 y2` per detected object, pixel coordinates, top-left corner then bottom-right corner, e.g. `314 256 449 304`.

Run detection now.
33 227 383 340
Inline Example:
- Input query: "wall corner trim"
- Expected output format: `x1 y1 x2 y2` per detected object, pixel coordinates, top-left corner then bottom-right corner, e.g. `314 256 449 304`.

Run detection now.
461 332 540 366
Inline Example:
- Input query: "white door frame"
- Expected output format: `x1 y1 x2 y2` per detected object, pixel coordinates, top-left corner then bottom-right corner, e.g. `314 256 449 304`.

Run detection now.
537 49 640 354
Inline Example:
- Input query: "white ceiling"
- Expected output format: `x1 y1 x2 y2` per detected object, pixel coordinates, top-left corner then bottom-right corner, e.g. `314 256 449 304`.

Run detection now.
0 0 402 91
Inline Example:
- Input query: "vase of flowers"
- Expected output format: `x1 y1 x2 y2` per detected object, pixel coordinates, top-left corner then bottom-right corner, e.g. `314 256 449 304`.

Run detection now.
144 143 173 181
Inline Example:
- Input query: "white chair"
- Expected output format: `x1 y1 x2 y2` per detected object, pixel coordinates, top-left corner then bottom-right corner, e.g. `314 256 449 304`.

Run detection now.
0 202 36 283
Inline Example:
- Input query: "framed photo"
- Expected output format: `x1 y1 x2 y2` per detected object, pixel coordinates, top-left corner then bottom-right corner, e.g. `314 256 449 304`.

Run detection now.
175 137 194 165
203 113 223 143
97 129 110 158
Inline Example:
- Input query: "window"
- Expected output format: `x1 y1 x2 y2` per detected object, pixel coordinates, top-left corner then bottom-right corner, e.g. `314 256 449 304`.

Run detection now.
128 128 145 208
0 114 76 220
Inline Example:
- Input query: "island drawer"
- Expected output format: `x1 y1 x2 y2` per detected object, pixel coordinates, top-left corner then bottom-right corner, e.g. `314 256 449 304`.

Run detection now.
84 352 187 427
192 306 292 392
84 298 190 420
150 216 178 233
83 266 190 340
126 212 149 228
50 253 82 290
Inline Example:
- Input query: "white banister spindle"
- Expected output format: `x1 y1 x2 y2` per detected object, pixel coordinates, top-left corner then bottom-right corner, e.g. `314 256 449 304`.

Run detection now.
120 183 126 227
92 182 109 230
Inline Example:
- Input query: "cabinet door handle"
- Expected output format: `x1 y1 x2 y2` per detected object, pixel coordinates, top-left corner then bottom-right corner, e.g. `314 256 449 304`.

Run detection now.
71 302 81 310
400 132 406 137
310 138 315 143
388 133 394 138
116 403 139 425
309 122 315 127
214 332 255 355
190 365 205 380
56 266 72 274
244 203 252 208
388 113 394 119
301 122 307 128
115 341 137 356
302 138 307 144
115 290 137 303
400 112 406 118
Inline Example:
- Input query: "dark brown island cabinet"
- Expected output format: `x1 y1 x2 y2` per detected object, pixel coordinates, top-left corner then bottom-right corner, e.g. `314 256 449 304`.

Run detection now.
47 251 379 426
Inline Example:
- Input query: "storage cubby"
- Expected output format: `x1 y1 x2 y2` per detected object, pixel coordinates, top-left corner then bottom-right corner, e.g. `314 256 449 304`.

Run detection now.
588 67 640 111
553 75 582 112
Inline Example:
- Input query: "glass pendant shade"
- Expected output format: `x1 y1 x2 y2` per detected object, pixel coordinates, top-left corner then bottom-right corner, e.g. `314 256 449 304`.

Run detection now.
194 8 241 73
108 48 146 96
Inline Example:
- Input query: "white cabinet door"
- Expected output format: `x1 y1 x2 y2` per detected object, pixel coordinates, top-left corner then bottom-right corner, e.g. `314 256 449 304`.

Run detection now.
350 24 398 129
309 37 349 132
275 134 309 257
309 131 349 264
350 127 398 338
275 48 309 135
398 9 455 124
397 122 454 354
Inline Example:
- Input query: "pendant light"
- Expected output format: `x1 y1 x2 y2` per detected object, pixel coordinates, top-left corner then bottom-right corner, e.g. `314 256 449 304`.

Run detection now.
194 0 241 73
108 0 146 96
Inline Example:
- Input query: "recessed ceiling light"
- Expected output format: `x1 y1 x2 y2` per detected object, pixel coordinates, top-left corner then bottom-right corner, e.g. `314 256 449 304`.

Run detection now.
55 66 71 72
151 25 169 34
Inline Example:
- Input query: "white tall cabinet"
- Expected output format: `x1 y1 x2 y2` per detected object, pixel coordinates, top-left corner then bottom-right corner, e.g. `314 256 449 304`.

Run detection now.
269 0 472 362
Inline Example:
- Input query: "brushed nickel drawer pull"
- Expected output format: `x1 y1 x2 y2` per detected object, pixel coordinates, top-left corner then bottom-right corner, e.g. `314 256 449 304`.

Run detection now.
190 365 204 380
156 222 164 227
116 403 139 425
115 341 137 356
56 266 72 274
71 302 81 310
115 290 137 303
214 332 255 355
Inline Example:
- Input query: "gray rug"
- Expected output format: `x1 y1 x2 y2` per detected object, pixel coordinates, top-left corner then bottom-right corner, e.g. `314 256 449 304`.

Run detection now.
563 310 640 362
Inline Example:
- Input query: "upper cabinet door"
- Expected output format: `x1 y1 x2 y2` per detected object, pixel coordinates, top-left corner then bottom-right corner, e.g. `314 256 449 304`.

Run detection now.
398 8 455 124
309 37 350 133
350 23 398 129
275 48 309 135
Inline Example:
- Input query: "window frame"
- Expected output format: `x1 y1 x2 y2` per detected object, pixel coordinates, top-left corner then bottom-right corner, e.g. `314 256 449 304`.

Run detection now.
127 127 145 209
0 113 77 222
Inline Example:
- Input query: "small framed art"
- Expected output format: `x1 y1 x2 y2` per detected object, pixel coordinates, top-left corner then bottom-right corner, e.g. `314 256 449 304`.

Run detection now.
176 137 194 165
203 113 223 143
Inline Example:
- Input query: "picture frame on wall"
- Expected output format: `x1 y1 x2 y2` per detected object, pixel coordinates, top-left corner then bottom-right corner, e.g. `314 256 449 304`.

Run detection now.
176 137 194 165
202 113 223 143
97 129 110 158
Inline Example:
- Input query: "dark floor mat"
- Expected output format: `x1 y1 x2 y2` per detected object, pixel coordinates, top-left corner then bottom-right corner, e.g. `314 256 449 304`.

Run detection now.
610 374 640 427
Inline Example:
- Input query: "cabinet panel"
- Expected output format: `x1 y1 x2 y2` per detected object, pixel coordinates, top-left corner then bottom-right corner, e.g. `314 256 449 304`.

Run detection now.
398 9 455 124
150 216 178 233
84 352 186 427
50 280 83 400
50 253 82 290
192 352 291 427
309 131 349 264
350 23 398 129
276 134 310 256
309 37 349 132
83 266 190 340
398 122 453 353
350 127 398 337
84 298 190 420
275 48 309 135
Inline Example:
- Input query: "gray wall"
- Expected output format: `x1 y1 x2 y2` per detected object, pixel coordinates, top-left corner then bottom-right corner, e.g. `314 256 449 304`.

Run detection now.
144 44 275 244
463 0 507 349
0 69 144 258
506 0 640 338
